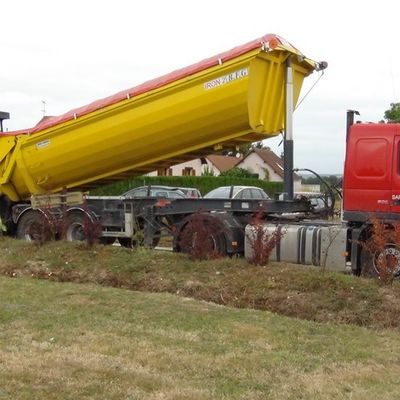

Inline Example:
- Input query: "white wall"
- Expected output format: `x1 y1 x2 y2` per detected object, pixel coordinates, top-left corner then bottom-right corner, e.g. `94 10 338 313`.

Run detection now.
236 153 282 181
300 184 321 193
147 158 221 176
237 152 302 191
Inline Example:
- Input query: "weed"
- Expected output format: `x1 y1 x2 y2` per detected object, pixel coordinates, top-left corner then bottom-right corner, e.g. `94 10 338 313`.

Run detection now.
177 212 222 260
70 200 102 248
28 209 58 245
246 213 284 266
359 215 400 284
0 218 6 242
82 214 102 248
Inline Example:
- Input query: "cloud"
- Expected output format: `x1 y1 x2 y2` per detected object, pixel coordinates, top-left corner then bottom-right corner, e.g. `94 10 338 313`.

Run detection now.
1 0 398 173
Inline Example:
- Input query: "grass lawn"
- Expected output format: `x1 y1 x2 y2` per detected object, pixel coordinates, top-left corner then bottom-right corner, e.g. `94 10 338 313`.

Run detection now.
1 238 400 399
1 277 400 400
1 238 400 329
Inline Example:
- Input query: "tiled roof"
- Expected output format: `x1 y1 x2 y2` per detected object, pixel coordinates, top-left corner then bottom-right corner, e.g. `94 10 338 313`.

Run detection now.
206 154 241 172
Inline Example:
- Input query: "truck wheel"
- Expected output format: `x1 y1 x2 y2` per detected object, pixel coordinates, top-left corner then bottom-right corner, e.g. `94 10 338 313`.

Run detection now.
360 243 400 278
66 212 86 241
16 210 53 243
360 247 377 277
176 214 227 257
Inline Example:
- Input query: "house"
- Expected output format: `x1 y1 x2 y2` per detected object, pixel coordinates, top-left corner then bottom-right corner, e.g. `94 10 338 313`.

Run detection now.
147 147 302 191
147 154 241 177
235 147 302 190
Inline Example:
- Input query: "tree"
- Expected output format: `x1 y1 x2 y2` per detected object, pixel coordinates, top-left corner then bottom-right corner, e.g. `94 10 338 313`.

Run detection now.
224 141 267 157
301 174 342 194
384 103 400 123
201 166 216 177
219 167 257 179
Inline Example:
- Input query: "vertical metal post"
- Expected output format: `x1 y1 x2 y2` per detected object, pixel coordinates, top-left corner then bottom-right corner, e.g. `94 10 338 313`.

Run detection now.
283 57 294 200
346 109 359 142
0 111 10 133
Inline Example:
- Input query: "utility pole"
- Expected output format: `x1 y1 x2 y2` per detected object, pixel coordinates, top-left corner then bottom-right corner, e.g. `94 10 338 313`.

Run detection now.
0 111 10 132
41 100 47 117
283 57 294 200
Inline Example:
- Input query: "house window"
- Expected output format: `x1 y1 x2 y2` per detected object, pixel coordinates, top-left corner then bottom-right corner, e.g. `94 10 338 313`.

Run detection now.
157 168 172 176
182 167 196 176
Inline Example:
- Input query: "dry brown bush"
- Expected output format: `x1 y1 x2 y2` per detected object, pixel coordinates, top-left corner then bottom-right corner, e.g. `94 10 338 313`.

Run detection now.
359 215 400 284
247 212 284 266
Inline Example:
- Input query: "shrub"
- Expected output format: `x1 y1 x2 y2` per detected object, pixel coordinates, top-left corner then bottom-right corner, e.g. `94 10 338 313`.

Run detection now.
246 213 284 266
0 217 6 237
28 210 58 246
80 201 102 248
177 212 222 261
359 215 400 284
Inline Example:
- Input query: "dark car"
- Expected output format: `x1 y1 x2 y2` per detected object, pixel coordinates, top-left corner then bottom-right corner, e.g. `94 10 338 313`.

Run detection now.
278 191 333 218
290 192 332 212
204 186 270 200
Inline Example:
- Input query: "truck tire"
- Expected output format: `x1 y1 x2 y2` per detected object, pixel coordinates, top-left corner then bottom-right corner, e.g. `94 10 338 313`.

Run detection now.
176 213 227 257
360 247 377 277
66 212 87 241
16 210 53 242
360 243 400 278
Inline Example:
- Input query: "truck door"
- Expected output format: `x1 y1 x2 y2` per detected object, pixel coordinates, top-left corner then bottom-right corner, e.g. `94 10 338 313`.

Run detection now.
344 131 392 213
391 135 400 213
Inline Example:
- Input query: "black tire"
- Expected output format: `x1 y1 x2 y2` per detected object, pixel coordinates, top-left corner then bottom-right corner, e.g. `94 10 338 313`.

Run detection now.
16 210 53 243
360 243 400 278
176 214 227 257
360 247 378 278
66 212 86 241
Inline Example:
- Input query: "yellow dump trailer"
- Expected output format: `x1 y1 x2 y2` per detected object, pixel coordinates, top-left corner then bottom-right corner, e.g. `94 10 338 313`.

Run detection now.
0 34 318 201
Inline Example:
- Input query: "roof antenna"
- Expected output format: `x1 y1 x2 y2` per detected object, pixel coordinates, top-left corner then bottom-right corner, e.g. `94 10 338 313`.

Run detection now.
41 100 46 117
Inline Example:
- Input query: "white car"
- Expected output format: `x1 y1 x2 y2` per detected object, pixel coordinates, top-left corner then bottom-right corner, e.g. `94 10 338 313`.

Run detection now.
123 185 186 199
204 186 270 200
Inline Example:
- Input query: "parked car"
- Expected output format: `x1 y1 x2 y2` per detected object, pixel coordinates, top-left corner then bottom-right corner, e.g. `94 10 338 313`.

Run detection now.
123 185 186 199
292 192 332 212
204 186 270 200
172 187 202 198
279 192 332 218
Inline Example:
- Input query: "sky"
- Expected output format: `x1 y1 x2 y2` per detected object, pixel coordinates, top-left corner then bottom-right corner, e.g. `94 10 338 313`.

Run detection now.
1 0 399 174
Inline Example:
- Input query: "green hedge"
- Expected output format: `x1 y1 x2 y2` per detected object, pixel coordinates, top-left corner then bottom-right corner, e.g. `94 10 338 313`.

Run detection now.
91 176 283 197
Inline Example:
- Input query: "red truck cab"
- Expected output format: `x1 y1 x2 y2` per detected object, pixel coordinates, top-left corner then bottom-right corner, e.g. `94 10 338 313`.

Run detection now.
343 121 400 221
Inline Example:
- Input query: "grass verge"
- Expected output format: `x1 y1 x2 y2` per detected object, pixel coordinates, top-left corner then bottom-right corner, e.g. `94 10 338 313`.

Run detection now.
0 238 400 329
1 277 400 399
